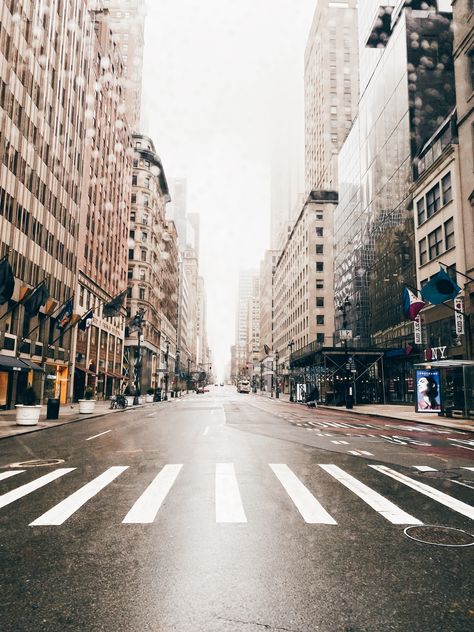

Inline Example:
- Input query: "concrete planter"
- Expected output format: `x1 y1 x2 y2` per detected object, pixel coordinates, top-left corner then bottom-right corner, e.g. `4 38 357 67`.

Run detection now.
145 394 154 403
16 405 41 426
126 396 135 407
78 399 96 414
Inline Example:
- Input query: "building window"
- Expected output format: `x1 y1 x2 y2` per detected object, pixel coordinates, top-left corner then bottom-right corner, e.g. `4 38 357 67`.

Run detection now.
316 315 325 325
428 226 443 260
139 268 146 281
131 193 136 204
139 287 146 301
426 183 441 218
142 213 149 225
130 211 136 222
316 227 324 237
316 297 324 307
316 213 323 220
441 172 452 205
417 198 426 225
316 279 324 289
128 249 134 260
132 175 137 186
127 267 133 279
316 244 324 254
419 238 427 265
316 333 325 344
141 249 147 262
469 49 474 91
316 261 324 272
142 231 147 242
444 217 455 250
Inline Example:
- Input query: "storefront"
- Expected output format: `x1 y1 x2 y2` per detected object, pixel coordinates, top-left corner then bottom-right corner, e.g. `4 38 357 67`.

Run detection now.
43 364 69 404
414 360 474 419
0 354 43 408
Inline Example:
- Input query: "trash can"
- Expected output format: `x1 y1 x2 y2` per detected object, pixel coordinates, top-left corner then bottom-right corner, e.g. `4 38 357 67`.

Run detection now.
46 398 60 420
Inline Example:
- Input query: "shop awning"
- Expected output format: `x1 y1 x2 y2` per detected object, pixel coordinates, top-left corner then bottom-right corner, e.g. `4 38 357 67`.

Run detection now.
0 355 29 370
20 358 44 372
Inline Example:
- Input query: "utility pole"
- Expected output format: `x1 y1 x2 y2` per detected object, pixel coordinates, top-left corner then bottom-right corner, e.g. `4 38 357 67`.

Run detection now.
163 339 170 401
187 357 191 393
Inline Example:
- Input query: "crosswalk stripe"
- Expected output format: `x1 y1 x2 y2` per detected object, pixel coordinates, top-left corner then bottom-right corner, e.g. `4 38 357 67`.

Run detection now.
122 464 183 524
0 470 25 482
369 465 474 521
412 466 437 472
30 466 128 526
319 465 421 525
215 463 247 523
462 467 474 472
269 464 336 525
0 469 75 510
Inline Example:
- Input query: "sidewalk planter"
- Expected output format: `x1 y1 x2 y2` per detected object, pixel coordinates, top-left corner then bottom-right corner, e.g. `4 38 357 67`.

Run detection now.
126 396 135 407
145 394 154 403
15 405 42 426
78 399 96 414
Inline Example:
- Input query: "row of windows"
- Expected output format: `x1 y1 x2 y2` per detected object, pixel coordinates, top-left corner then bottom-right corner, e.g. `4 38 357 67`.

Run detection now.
416 172 452 225
418 217 454 265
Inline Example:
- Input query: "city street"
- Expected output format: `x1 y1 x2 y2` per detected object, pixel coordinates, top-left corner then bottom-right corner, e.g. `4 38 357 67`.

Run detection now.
1 386 473 632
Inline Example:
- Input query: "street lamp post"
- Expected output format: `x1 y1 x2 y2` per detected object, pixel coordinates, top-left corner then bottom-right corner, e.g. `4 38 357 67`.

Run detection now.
288 339 294 402
187 358 191 393
338 297 353 409
163 339 170 401
132 307 145 405
275 350 280 399
174 347 180 397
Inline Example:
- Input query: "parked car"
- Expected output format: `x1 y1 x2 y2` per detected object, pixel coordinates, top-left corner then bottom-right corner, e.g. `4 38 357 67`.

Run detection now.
196 386 204 394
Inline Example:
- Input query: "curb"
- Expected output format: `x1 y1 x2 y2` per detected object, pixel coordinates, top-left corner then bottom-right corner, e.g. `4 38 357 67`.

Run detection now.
0 398 180 441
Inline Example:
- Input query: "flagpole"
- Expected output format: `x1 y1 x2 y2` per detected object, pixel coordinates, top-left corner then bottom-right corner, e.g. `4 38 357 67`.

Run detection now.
0 279 45 324
406 282 467 318
438 262 474 285
19 295 73 348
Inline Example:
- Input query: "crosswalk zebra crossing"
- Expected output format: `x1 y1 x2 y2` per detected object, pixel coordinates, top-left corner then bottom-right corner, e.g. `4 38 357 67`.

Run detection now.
0 464 473 527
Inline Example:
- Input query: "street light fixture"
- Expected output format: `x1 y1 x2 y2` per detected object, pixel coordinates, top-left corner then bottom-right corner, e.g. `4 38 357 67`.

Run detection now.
288 339 294 402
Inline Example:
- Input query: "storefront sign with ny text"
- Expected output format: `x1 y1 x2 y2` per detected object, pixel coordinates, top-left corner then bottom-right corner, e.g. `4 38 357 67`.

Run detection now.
424 346 447 361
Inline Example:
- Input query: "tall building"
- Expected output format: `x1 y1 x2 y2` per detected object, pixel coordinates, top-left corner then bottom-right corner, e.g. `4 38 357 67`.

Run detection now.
333 1 456 402
452 0 474 355
101 0 146 131
73 6 132 401
187 212 200 260
182 246 199 367
235 269 258 347
246 276 260 374
167 178 187 250
124 134 177 395
259 250 279 358
0 0 91 407
196 276 208 368
304 0 359 192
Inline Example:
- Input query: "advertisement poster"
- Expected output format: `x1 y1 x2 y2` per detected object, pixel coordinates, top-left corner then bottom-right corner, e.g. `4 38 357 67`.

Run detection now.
415 369 441 413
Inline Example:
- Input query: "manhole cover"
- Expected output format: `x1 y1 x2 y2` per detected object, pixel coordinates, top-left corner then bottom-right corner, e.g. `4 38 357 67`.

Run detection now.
8 458 65 468
415 470 461 480
404 525 474 547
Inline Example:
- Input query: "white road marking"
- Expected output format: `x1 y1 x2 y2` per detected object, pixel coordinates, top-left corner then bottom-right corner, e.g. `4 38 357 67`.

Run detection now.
122 464 183 524
0 469 75 510
319 464 421 525
359 451 373 456
145 413 156 418
462 467 474 472
85 430 112 441
203 426 209 436
349 450 361 456
331 440 342 445
215 463 247 523
369 465 474 521
452 444 474 452
30 467 128 526
0 470 25 482
452 480 474 491
269 464 336 524
412 466 437 472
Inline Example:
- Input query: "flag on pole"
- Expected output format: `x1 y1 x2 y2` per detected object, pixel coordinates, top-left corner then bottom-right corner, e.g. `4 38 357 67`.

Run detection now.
23 281 49 316
0 258 15 305
78 310 94 331
402 287 425 321
264 344 271 356
103 289 127 318
421 267 461 305
56 298 73 329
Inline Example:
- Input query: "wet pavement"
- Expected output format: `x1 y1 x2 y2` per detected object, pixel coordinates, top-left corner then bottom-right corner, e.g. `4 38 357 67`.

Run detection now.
0 386 473 631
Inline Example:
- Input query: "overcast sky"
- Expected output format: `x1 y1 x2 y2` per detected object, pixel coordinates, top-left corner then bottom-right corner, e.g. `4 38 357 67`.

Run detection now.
141 0 316 378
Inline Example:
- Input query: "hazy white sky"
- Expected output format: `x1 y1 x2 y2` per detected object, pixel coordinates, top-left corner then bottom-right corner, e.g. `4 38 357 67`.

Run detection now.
141 0 315 378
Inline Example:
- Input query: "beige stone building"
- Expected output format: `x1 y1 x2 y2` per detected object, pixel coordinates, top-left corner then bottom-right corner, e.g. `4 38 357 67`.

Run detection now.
273 191 338 387
246 276 260 379
0 0 91 407
304 0 359 192
452 0 474 354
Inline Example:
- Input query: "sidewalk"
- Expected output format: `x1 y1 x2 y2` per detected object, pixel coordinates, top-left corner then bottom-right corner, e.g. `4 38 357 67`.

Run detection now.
254 392 474 432
0 397 181 441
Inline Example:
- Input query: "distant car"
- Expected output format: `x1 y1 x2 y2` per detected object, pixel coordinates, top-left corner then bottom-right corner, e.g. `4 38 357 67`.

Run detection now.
204 387 209 392
214 383 218 386
196 386 204 394
237 380 251 393
220 382 224 386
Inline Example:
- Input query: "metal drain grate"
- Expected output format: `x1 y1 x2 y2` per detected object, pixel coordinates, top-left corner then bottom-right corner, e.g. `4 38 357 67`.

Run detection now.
8 458 65 468
404 525 474 547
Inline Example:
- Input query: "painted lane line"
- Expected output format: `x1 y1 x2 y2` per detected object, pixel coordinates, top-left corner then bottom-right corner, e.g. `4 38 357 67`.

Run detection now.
452 444 474 452
85 430 112 441
122 464 183 524
145 413 156 418
331 440 342 445
0 469 75 510
319 464 421 525
215 463 247 523
412 466 437 472
339 441 349 445
452 480 474 491
0 470 25 482
269 464 336 525
369 465 474 521
203 426 209 436
30 466 128 526
359 451 374 456
349 450 361 456
462 467 474 472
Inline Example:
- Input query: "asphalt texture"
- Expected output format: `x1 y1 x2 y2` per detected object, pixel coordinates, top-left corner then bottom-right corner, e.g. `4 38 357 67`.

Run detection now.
0 386 473 632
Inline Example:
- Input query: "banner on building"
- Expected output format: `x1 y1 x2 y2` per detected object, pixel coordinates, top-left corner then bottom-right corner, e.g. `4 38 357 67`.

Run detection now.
413 315 422 345
454 296 464 336
415 369 441 413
